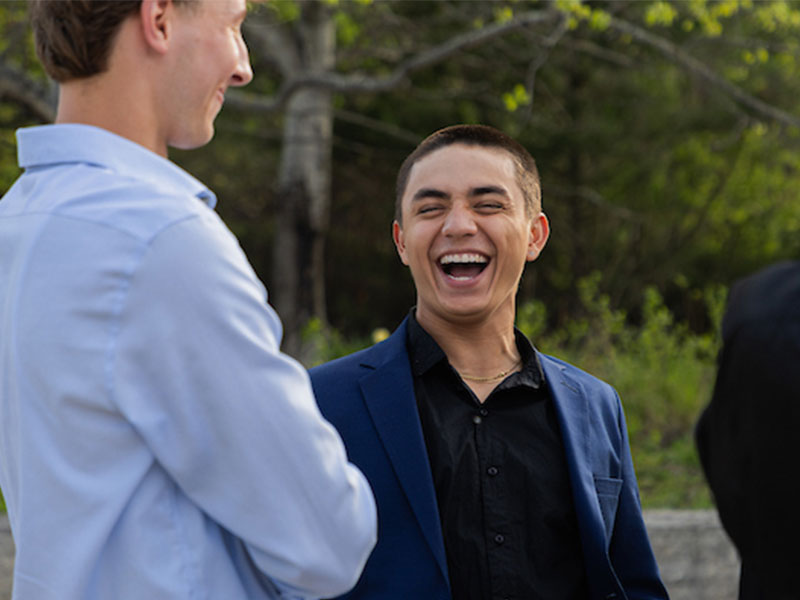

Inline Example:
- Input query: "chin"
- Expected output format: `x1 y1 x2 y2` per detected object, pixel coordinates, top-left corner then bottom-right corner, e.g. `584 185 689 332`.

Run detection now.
172 128 215 151
428 302 490 322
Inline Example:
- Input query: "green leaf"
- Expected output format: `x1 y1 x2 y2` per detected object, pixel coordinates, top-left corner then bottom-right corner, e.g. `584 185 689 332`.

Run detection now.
645 1 678 27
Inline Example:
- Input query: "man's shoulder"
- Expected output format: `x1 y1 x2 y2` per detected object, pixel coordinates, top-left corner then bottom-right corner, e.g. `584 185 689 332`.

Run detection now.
308 346 379 420
539 352 619 406
10 124 216 244
310 323 409 393
540 353 611 387
310 345 376 380
725 260 800 336
15 160 213 245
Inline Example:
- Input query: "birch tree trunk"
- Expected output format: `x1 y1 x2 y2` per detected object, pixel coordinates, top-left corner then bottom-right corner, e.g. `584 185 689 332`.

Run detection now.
270 0 335 356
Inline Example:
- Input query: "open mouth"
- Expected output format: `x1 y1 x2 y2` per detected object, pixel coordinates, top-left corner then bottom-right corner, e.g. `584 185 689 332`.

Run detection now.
439 253 489 281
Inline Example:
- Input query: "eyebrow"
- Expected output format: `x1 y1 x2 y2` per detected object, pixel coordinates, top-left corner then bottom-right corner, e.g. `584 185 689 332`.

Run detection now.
411 188 450 202
470 185 508 198
410 185 509 202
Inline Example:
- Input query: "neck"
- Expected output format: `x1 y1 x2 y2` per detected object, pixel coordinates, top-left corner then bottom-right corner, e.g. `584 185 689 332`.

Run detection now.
56 77 167 158
415 304 520 377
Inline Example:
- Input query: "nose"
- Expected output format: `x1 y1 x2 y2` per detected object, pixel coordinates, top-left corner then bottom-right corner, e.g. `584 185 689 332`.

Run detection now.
441 202 477 238
230 33 253 87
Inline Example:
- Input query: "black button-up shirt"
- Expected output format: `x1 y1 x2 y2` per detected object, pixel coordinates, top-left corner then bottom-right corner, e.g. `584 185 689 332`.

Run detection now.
407 313 588 600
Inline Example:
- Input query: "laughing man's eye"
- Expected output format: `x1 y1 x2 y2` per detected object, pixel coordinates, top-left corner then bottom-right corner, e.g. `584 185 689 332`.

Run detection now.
418 204 444 215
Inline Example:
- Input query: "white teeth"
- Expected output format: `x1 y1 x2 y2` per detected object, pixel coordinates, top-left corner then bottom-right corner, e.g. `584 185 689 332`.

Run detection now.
439 253 488 265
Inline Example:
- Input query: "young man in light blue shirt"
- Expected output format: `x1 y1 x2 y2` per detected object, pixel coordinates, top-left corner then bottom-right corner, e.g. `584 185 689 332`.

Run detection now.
0 1 376 599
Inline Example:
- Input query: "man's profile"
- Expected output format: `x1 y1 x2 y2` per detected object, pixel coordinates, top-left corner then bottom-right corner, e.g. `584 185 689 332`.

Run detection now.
0 1 376 598
310 124 668 600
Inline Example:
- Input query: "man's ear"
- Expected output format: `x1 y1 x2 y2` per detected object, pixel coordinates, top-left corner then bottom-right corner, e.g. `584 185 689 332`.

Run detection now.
392 220 410 266
140 0 173 54
526 212 550 262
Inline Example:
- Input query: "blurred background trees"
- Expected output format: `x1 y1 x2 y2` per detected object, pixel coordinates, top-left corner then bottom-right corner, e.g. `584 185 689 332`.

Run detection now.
3 0 800 506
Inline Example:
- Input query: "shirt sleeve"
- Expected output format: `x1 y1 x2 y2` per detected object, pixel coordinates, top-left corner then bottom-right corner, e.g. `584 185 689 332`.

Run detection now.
110 210 377 599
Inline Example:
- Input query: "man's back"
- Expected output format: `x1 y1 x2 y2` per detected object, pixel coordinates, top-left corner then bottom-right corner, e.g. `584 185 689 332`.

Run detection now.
1 0 376 596
696 260 800 600
0 124 376 599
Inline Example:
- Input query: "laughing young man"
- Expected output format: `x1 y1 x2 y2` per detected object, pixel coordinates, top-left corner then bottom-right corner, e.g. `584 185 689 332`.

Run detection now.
310 125 668 600
0 1 376 598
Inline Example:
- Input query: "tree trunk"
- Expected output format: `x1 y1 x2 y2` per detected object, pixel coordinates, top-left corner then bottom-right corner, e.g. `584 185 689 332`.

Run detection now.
271 1 335 357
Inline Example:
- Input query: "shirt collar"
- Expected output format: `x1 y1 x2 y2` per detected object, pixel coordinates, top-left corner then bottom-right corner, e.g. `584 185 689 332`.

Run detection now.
16 124 217 208
406 309 544 389
406 310 448 376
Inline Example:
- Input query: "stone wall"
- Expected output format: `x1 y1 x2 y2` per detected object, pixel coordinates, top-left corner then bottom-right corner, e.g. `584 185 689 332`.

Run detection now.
645 510 740 600
0 510 740 600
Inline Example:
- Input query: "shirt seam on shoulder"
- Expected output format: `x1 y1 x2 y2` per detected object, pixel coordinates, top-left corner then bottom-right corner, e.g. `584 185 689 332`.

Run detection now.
0 209 204 246
102 213 204 407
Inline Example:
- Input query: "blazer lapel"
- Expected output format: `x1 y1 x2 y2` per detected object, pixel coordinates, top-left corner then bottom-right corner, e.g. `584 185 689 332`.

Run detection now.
540 356 609 559
359 321 450 584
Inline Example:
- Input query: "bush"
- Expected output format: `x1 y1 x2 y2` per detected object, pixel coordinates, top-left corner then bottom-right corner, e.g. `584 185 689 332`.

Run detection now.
516 273 725 508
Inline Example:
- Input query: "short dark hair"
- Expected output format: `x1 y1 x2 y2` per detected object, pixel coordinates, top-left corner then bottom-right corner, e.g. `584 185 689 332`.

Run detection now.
395 124 542 224
28 0 194 83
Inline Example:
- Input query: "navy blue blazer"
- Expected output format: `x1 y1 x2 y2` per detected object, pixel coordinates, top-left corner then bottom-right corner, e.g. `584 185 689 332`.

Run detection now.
311 318 668 600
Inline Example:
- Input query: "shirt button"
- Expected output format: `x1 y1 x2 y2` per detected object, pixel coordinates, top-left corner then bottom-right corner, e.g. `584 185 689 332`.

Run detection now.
479 408 489 417
472 415 482 424
487 466 499 477
494 534 505 545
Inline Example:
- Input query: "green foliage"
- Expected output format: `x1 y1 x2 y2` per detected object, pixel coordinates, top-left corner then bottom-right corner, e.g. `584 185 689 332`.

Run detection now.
335 11 361 46
645 2 678 27
493 6 514 25
300 317 374 367
502 83 531 112
0 116 22 192
516 274 722 508
265 0 300 23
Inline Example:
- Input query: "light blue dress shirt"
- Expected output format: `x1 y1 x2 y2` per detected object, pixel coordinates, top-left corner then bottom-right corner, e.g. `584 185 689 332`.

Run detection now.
0 124 377 600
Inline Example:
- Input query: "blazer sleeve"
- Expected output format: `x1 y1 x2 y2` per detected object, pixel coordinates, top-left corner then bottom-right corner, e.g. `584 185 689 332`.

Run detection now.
607 391 670 600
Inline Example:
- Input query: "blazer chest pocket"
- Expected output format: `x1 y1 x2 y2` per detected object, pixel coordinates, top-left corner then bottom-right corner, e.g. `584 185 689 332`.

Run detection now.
594 476 623 541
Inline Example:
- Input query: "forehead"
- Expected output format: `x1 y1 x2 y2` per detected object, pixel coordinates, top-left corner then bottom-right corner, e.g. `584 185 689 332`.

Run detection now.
195 0 248 18
404 144 519 198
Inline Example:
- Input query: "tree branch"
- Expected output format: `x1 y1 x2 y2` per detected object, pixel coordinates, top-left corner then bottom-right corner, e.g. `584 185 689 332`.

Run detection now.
228 8 562 113
523 14 570 122
0 64 55 123
232 7 800 132
333 108 422 145
244 21 301 78
547 183 642 221
564 38 634 68
607 15 800 129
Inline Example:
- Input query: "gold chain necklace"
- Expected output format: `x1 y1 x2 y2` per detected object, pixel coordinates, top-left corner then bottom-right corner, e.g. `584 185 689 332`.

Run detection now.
457 360 521 383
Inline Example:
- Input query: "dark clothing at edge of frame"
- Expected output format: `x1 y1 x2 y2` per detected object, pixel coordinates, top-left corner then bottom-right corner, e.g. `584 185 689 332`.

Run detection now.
696 260 800 600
